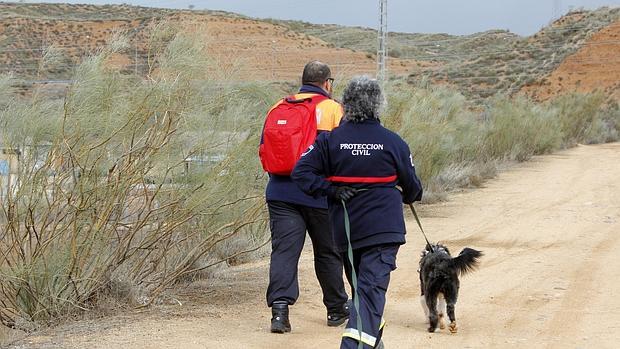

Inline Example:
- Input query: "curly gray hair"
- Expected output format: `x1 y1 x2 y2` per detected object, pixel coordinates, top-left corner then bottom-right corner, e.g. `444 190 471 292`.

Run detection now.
342 76 384 123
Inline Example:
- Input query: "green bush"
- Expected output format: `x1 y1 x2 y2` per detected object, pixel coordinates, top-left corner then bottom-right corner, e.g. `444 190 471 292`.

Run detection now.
482 95 562 161
0 28 276 328
552 92 606 146
383 83 616 202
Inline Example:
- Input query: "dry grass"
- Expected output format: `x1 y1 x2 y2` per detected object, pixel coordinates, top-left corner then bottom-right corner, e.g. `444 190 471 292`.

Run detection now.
383 81 616 203
0 26 277 329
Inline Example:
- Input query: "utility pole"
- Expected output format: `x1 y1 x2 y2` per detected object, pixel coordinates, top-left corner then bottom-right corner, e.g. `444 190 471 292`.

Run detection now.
552 0 562 21
377 0 388 85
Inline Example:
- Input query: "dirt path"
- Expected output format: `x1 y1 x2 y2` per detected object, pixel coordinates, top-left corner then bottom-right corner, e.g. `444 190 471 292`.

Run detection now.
5 143 620 349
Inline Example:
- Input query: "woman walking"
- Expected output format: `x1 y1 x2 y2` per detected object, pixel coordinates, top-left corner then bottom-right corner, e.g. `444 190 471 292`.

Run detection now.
292 76 423 348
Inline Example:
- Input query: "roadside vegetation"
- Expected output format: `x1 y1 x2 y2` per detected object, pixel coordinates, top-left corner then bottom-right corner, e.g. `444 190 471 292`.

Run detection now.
384 81 618 201
0 27 277 330
1 24 618 334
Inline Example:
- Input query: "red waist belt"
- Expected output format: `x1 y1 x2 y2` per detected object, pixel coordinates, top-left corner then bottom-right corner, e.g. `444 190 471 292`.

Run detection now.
326 175 397 183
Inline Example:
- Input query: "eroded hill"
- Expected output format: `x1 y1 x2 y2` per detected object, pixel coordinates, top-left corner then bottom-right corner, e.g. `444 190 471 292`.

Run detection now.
522 20 620 101
0 3 418 84
274 8 619 100
0 3 618 100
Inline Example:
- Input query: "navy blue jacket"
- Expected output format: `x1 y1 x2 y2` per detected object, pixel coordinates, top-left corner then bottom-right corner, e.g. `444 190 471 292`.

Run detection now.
264 85 341 209
291 119 423 251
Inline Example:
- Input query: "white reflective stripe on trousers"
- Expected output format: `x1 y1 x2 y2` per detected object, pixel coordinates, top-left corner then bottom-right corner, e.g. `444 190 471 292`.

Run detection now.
342 317 386 346
342 327 377 347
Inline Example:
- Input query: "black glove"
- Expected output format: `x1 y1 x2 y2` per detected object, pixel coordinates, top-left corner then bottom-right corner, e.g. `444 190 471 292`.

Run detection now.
327 186 358 202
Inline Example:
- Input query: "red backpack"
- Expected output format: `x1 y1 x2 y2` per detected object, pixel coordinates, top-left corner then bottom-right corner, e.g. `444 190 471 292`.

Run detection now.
259 94 328 175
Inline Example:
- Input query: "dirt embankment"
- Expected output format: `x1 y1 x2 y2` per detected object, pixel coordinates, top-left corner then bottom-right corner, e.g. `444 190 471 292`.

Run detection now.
4 143 619 349
190 14 418 81
522 21 620 101
0 12 420 82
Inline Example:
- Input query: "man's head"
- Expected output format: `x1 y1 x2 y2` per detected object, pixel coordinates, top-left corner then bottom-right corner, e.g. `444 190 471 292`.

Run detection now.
302 61 333 93
342 75 384 123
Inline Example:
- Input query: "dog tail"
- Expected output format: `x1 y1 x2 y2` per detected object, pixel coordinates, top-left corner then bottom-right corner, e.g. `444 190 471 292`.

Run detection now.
451 248 483 276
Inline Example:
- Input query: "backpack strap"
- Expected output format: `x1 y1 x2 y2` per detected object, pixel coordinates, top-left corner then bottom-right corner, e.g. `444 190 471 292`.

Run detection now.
285 97 312 104
284 94 329 105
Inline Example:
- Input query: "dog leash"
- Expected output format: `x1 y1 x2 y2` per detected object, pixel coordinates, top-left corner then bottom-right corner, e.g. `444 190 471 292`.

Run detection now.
407 203 435 253
340 193 431 348
341 199 364 349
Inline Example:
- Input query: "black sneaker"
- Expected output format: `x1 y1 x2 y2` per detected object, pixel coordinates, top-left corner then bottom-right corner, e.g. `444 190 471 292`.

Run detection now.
270 303 291 333
327 299 351 327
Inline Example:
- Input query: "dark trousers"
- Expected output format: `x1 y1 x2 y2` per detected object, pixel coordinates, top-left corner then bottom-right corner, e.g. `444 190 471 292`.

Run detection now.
341 244 399 349
266 200 348 313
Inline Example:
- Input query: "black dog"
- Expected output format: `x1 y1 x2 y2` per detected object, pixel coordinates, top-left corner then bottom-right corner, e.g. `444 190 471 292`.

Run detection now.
419 243 482 333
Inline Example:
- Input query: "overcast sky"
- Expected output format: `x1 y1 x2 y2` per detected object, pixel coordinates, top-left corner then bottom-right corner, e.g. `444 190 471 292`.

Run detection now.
33 0 620 35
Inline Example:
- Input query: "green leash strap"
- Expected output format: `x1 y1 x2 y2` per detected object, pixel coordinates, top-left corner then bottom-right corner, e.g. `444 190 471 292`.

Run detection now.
341 199 364 349
407 203 434 253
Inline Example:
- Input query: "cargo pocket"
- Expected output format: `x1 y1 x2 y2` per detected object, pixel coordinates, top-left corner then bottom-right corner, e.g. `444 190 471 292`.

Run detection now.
379 246 398 272
373 245 399 291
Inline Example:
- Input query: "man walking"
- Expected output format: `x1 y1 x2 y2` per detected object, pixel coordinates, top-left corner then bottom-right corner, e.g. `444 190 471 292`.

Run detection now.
260 61 349 333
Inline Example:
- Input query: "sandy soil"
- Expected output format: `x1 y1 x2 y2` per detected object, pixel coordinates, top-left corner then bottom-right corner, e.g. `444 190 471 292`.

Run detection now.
3 143 620 349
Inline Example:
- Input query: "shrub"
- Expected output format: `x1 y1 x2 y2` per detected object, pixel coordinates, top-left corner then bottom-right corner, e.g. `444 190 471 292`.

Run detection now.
0 27 275 328
551 92 606 146
382 83 616 201
482 95 562 161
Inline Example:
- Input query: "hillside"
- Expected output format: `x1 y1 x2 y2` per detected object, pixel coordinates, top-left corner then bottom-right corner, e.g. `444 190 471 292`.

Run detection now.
273 8 619 100
0 2 419 85
0 3 618 100
522 20 620 101
407 8 620 100
267 19 520 63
